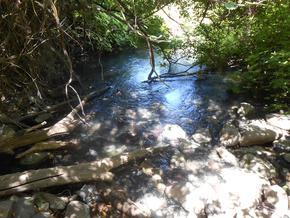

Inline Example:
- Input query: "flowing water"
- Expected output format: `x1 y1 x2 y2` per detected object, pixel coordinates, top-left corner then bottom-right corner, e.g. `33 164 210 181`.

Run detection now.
0 49 260 217
0 49 242 176
54 49 240 165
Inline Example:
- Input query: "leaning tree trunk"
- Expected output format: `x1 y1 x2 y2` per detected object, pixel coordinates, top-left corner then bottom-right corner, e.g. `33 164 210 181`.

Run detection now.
146 38 156 81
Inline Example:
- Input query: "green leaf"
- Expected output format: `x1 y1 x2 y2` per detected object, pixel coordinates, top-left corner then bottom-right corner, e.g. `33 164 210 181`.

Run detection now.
224 2 239 10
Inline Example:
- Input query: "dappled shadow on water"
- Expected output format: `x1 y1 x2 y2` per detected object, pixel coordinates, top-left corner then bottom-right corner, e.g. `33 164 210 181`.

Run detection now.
0 49 240 179
0 49 266 217
58 49 239 166
35 50 246 216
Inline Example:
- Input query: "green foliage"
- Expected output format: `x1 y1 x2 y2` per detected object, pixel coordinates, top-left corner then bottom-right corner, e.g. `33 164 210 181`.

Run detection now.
0 0 171 112
192 0 290 111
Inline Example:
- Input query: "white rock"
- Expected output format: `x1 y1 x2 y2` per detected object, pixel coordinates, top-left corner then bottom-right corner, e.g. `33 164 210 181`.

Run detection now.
64 201 90 218
135 193 167 216
239 154 277 180
239 119 282 146
165 182 207 216
237 102 255 118
215 146 239 166
159 124 187 145
192 128 211 144
263 185 289 217
215 168 267 211
165 167 268 217
219 123 240 147
266 113 290 131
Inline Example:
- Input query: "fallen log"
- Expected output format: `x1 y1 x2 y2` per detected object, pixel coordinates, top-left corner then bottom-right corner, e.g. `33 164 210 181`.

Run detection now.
0 87 110 153
16 140 80 159
0 146 168 196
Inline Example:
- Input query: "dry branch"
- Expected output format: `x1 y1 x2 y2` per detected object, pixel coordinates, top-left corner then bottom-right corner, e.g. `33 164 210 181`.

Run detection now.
0 146 169 196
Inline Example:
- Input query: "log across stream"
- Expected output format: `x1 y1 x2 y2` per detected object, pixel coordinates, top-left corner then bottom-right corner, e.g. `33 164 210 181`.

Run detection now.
0 146 168 196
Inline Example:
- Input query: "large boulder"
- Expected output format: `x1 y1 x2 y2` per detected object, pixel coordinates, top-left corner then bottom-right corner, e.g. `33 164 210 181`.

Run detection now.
165 168 269 217
162 146 271 217
219 123 240 147
266 113 290 131
239 119 281 146
239 153 277 180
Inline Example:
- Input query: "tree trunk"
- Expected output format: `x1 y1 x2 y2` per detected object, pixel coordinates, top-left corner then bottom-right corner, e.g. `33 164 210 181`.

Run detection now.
146 38 156 81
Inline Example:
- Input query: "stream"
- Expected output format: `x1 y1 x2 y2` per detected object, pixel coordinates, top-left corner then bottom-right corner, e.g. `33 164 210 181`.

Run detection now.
56 49 240 165
2 49 289 217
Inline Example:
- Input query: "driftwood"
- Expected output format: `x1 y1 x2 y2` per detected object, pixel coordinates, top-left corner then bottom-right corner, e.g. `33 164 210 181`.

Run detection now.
0 87 110 154
0 146 168 196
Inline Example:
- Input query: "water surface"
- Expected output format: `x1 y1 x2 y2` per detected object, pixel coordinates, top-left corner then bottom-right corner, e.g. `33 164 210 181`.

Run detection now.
58 49 236 165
